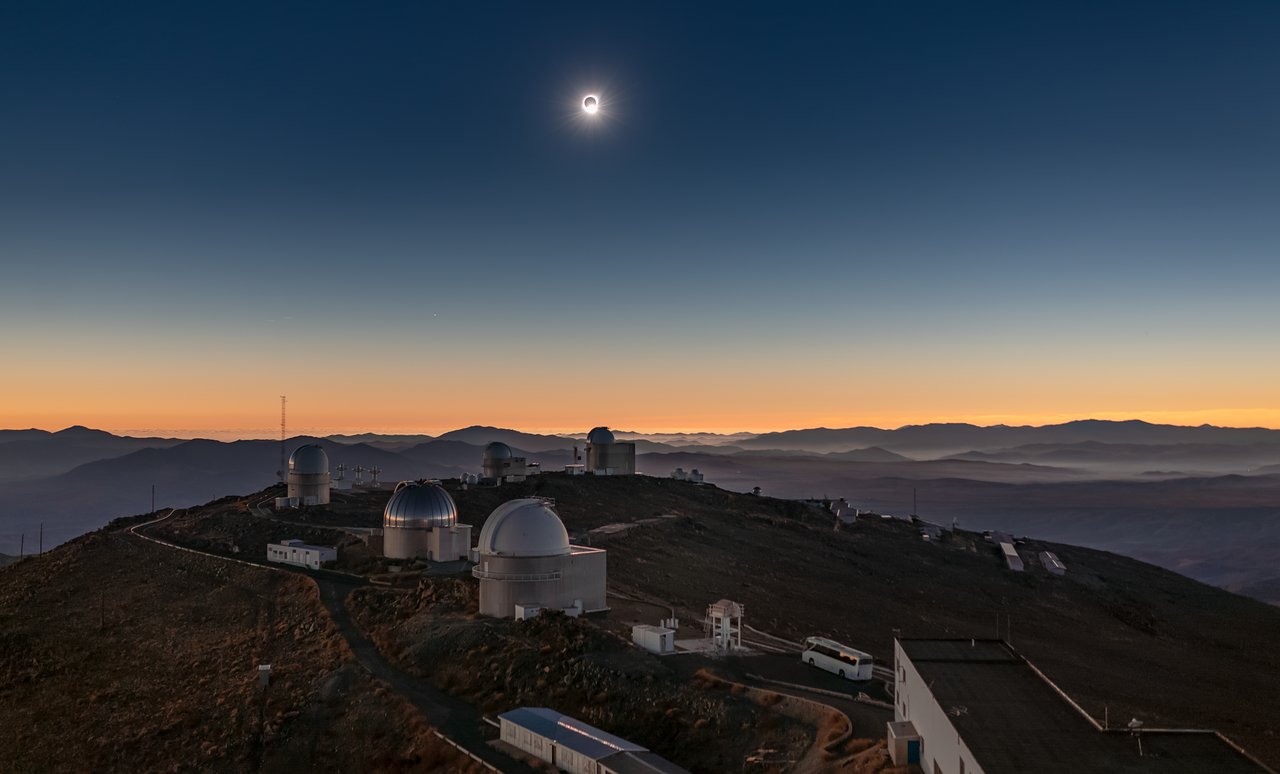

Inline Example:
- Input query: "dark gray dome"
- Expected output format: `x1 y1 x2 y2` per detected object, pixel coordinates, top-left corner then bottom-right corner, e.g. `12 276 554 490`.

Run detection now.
587 427 615 444
288 444 329 475
384 481 457 529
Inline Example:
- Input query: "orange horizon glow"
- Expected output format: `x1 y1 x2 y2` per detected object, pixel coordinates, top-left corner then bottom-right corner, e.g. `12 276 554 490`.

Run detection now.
6 407 1280 440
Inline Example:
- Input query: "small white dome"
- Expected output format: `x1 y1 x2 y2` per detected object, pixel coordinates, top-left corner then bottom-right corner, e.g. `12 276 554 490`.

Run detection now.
484 441 514 461
288 444 329 475
477 498 570 557
384 481 457 529
587 427 615 445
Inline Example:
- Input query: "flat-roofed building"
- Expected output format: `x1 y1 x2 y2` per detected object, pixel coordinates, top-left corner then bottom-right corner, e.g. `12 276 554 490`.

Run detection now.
1040 550 1067 576
999 541 1024 571
632 624 675 655
891 638 1268 774
267 539 336 570
498 707 690 774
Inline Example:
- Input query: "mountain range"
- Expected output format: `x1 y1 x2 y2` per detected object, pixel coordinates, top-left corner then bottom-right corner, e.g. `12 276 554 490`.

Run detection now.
2 420 1279 602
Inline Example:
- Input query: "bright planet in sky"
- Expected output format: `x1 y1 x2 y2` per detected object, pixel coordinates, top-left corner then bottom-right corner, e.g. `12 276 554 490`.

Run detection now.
582 94 599 114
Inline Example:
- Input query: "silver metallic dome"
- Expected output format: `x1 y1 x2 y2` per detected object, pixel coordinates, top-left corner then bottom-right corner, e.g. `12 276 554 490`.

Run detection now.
288 444 329 475
477 498 570 557
484 441 514 461
586 427 615 445
384 481 458 529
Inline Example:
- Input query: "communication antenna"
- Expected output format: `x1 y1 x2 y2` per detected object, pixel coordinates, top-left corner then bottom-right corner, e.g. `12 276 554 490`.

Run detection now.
354 465 365 486
278 395 287 484
370 465 382 488
335 463 346 481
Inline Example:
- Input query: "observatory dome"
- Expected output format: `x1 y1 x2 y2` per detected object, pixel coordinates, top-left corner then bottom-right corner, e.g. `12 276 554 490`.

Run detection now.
587 427 616 445
478 499 570 557
484 442 514 461
384 481 458 529
288 445 329 475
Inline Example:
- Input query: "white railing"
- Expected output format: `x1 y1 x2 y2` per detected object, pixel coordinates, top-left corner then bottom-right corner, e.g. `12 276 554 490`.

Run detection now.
471 566 561 582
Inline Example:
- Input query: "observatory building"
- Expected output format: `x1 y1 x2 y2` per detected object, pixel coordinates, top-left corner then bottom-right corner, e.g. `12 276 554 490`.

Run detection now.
472 498 607 619
889 638 1266 773
382 481 472 561
286 444 331 506
482 441 527 484
585 427 635 476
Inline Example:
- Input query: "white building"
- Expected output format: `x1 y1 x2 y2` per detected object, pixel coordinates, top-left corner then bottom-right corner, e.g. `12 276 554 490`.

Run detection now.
632 624 675 655
482 442 527 483
287 444 331 506
472 498 607 619
890 638 1263 773
498 707 690 774
382 481 472 561
267 539 336 570
585 427 636 475
999 541 1024 571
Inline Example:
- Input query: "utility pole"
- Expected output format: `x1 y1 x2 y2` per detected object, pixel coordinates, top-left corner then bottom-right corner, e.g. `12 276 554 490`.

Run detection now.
38 523 42 555
278 395 287 484
19 534 23 559
151 484 155 515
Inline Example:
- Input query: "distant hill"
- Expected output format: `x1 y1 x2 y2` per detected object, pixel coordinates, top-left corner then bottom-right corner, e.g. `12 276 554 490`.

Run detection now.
0 436 431 554
0 426 183 484
948 441 1280 475
433 425 577 452
824 446 912 462
611 430 755 446
0 428 65 443
325 433 435 451
740 420 1280 456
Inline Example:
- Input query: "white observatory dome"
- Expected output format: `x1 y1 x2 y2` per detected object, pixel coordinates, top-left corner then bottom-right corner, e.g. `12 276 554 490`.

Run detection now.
586 427 616 445
478 498 570 557
384 481 458 529
484 441 514 461
288 444 329 475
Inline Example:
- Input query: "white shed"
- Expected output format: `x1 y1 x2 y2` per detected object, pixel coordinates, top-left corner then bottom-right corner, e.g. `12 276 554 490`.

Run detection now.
632 624 675 655
1000 542 1024 572
266 539 337 570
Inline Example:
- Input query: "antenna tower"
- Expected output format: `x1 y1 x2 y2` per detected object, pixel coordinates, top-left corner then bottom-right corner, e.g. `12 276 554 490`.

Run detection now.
278 395 287 484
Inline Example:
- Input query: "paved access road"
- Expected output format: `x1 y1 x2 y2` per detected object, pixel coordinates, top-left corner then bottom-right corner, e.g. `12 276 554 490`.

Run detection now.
313 576 533 773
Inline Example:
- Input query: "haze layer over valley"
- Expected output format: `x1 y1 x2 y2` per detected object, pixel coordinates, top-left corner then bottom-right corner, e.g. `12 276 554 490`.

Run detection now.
2 419 1279 604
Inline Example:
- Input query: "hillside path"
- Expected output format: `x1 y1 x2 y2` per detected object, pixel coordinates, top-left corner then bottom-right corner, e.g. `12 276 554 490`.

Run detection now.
128 511 530 773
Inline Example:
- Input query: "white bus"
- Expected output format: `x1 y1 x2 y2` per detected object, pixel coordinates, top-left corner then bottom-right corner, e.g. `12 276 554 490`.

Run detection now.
801 637 874 680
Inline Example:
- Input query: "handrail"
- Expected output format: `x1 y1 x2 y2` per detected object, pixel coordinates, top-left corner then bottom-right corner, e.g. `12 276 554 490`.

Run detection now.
471 566 562 582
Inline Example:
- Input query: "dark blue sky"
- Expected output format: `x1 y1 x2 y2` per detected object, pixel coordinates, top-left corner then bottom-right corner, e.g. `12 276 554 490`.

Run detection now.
3 1 1279 433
